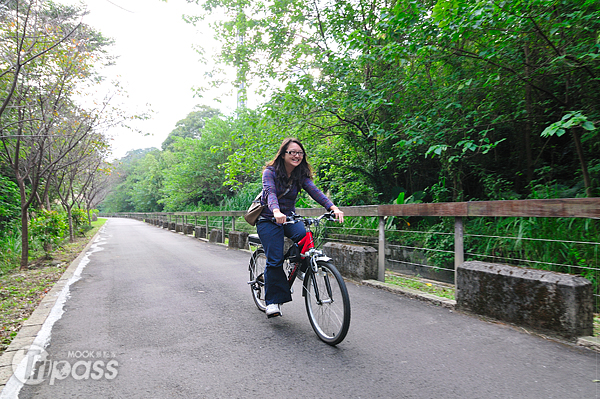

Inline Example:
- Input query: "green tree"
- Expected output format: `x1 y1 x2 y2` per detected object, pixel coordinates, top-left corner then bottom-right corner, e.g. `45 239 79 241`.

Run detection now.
0 1 114 269
160 116 234 210
128 150 164 212
161 105 221 150
98 148 158 213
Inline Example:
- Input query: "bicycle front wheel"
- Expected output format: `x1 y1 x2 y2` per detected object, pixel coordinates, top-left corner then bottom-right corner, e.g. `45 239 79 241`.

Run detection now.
249 249 267 312
304 261 350 345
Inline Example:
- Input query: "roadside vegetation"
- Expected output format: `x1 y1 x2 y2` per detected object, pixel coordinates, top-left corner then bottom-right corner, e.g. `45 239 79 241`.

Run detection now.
0 218 106 355
385 272 455 300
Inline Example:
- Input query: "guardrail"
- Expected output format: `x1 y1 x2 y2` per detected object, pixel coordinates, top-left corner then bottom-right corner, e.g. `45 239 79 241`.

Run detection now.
102 197 600 291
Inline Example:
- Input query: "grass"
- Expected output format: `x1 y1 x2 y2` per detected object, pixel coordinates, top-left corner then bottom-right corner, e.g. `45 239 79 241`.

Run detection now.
385 271 456 300
0 218 107 355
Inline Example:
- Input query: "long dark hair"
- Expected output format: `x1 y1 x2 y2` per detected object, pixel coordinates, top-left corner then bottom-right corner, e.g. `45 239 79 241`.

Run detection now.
265 138 313 189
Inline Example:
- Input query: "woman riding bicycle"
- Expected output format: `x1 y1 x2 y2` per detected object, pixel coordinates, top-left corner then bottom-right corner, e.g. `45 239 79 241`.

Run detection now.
257 138 344 318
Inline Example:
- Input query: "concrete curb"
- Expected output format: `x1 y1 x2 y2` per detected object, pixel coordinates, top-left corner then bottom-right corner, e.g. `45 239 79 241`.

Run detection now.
0 227 103 390
576 336 600 351
362 279 457 310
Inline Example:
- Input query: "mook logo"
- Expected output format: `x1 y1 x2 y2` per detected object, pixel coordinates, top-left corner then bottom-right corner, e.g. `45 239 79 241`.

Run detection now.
11 345 119 385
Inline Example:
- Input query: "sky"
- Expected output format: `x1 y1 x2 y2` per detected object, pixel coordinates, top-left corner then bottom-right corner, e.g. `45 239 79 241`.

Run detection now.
58 0 237 160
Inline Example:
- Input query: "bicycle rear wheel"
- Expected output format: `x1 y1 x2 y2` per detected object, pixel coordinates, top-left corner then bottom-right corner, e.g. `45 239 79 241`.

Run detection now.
249 249 267 312
304 261 350 345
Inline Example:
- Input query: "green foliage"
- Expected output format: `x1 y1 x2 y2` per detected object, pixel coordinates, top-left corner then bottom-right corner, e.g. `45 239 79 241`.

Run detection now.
161 105 221 150
160 116 235 210
0 176 20 232
0 226 21 275
464 216 599 289
177 0 600 204
385 273 456 300
70 208 91 236
99 148 163 213
71 208 87 227
219 181 262 211
541 111 597 138
28 210 67 257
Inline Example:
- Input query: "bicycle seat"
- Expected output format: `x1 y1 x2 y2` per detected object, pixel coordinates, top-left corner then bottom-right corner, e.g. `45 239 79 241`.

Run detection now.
248 234 262 246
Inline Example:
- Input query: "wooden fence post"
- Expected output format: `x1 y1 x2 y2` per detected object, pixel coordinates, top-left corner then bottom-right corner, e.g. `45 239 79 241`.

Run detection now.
454 216 464 286
221 216 225 242
378 216 386 282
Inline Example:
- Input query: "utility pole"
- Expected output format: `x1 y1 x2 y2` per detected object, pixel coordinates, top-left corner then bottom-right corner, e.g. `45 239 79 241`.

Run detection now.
236 14 246 110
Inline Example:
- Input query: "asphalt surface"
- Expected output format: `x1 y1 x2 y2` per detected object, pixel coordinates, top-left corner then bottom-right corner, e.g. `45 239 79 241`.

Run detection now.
10 218 600 398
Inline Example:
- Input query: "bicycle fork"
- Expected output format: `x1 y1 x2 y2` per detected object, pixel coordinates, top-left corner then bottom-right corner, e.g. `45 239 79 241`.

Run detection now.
303 256 334 305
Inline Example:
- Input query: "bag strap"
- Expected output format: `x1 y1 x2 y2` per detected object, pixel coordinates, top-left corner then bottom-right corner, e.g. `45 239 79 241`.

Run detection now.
255 185 292 204
278 185 291 199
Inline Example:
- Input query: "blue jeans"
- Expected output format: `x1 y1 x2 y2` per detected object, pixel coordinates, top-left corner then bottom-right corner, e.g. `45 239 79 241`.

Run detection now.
256 219 306 305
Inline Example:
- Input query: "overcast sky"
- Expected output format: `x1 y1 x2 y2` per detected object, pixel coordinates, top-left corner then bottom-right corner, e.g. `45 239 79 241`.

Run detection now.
58 0 236 160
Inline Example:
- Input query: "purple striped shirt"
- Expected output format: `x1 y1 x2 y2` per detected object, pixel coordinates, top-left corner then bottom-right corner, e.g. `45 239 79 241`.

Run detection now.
259 167 334 218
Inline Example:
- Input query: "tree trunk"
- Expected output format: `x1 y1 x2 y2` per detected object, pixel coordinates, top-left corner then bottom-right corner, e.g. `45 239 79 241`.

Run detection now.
524 42 534 184
44 188 51 210
20 205 29 270
571 128 593 197
67 206 74 242
18 178 30 270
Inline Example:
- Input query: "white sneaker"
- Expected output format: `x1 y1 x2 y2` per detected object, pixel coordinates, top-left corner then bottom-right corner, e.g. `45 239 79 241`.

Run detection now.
266 303 282 318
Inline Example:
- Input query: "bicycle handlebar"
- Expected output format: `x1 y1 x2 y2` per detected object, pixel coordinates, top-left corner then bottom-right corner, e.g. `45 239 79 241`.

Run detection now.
270 211 337 225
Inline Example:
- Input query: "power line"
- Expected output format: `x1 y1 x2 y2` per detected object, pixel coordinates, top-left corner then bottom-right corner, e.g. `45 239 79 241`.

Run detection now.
104 0 134 13
1 134 105 138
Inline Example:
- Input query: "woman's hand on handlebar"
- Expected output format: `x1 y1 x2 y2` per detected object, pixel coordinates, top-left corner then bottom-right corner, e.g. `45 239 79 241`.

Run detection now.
273 209 287 224
330 206 344 223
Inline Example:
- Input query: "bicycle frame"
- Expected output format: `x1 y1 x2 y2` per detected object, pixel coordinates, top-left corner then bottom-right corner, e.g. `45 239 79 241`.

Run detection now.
290 227 333 303
297 231 314 254
248 211 334 294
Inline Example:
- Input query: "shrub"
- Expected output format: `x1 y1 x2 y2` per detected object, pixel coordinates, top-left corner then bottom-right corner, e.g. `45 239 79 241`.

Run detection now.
29 210 67 258
0 176 20 232
71 208 90 236
0 226 20 275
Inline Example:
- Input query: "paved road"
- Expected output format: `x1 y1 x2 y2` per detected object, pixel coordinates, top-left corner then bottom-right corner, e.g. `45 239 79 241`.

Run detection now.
12 218 599 398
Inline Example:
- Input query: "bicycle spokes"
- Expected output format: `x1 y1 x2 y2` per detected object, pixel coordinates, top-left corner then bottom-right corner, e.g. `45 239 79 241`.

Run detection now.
249 249 268 312
304 261 350 345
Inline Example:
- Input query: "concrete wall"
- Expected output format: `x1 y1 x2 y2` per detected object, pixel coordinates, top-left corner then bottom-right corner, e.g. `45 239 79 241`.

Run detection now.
327 234 454 283
183 224 194 235
228 231 249 250
209 229 223 243
323 242 378 280
456 261 593 338
194 226 207 239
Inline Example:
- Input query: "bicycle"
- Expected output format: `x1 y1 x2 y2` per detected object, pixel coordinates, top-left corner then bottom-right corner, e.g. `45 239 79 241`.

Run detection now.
247 211 351 346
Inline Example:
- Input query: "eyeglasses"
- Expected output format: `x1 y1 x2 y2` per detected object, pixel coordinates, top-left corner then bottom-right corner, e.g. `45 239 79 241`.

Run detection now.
285 150 304 157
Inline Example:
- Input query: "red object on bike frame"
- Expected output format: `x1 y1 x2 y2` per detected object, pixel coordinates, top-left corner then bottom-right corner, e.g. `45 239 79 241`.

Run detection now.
298 231 314 254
